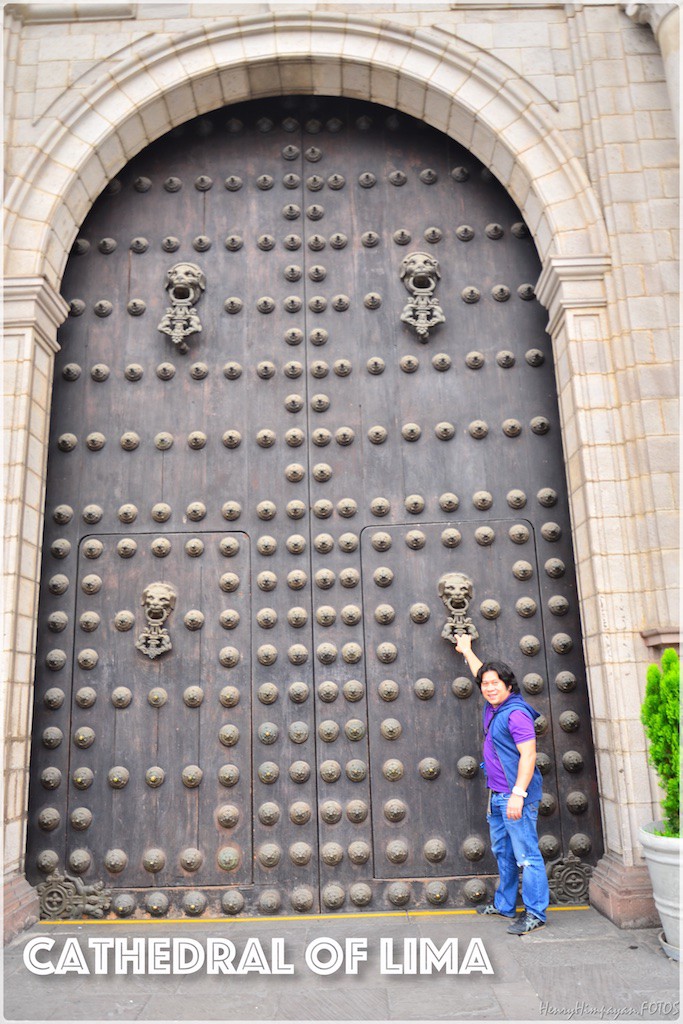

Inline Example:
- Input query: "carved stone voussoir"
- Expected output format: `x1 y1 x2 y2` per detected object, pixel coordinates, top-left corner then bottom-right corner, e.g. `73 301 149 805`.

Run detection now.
623 3 677 35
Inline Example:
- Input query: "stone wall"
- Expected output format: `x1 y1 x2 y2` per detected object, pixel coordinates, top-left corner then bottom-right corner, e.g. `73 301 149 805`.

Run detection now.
2 1 679 939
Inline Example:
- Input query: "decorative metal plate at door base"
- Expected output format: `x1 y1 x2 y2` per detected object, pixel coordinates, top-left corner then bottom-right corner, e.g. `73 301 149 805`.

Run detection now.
37 871 111 920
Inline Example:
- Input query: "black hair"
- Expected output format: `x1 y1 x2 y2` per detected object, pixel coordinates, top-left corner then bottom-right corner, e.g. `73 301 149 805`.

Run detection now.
476 660 520 694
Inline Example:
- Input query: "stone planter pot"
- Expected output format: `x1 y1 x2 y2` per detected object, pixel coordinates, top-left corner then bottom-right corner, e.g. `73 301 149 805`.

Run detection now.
639 821 681 960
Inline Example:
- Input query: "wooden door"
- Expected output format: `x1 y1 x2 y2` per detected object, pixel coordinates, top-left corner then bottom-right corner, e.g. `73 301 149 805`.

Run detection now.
27 96 602 918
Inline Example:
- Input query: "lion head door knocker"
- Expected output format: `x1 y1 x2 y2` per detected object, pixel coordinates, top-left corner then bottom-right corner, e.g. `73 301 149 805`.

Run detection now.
135 582 177 659
438 572 479 645
157 262 206 353
399 251 446 342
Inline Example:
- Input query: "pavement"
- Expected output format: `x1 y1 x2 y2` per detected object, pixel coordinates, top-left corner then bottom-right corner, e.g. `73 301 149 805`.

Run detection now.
2 906 680 1024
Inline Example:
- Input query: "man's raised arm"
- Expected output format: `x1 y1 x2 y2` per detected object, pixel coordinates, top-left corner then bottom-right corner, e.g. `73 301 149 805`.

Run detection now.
454 633 483 678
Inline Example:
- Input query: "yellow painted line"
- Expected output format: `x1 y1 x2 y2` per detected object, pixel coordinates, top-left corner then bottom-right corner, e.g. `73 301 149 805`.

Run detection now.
40 905 590 927
42 912 408 927
542 905 592 912
408 906 591 917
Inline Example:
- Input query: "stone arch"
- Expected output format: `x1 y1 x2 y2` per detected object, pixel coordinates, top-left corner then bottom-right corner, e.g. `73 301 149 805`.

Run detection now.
4 11 609 288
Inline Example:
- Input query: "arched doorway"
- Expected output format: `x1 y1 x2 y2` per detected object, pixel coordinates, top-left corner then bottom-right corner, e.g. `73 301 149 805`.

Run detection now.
27 96 602 919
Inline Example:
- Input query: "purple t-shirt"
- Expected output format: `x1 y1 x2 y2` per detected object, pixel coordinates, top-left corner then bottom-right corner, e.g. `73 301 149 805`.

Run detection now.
483 704 536 793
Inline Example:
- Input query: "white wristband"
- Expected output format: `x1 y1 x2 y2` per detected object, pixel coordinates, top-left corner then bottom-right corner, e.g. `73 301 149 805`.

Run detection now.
512 786 528 798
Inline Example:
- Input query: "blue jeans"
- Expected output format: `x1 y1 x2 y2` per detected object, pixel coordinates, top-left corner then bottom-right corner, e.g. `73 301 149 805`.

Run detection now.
487 791 549 922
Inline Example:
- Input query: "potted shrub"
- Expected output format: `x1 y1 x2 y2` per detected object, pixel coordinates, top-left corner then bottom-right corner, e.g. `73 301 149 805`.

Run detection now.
639 647 680 960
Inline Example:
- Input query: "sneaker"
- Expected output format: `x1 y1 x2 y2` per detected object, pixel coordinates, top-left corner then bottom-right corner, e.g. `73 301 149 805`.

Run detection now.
476 902 518 919
507 911 546 935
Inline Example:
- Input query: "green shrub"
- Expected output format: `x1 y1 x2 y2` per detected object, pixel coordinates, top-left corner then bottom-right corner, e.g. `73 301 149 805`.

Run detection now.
641 648 680 838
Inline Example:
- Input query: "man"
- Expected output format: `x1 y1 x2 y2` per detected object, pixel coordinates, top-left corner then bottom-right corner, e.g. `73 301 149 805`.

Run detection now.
455 632 549 935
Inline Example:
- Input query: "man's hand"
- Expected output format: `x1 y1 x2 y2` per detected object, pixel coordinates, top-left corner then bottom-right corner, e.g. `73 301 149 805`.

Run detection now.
454 633 472 655
455 633 483 677
506 794 524 820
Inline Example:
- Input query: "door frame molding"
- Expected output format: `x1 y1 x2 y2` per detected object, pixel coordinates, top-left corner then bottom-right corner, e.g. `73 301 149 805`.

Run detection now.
3 12 660 936
5 12 609 283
